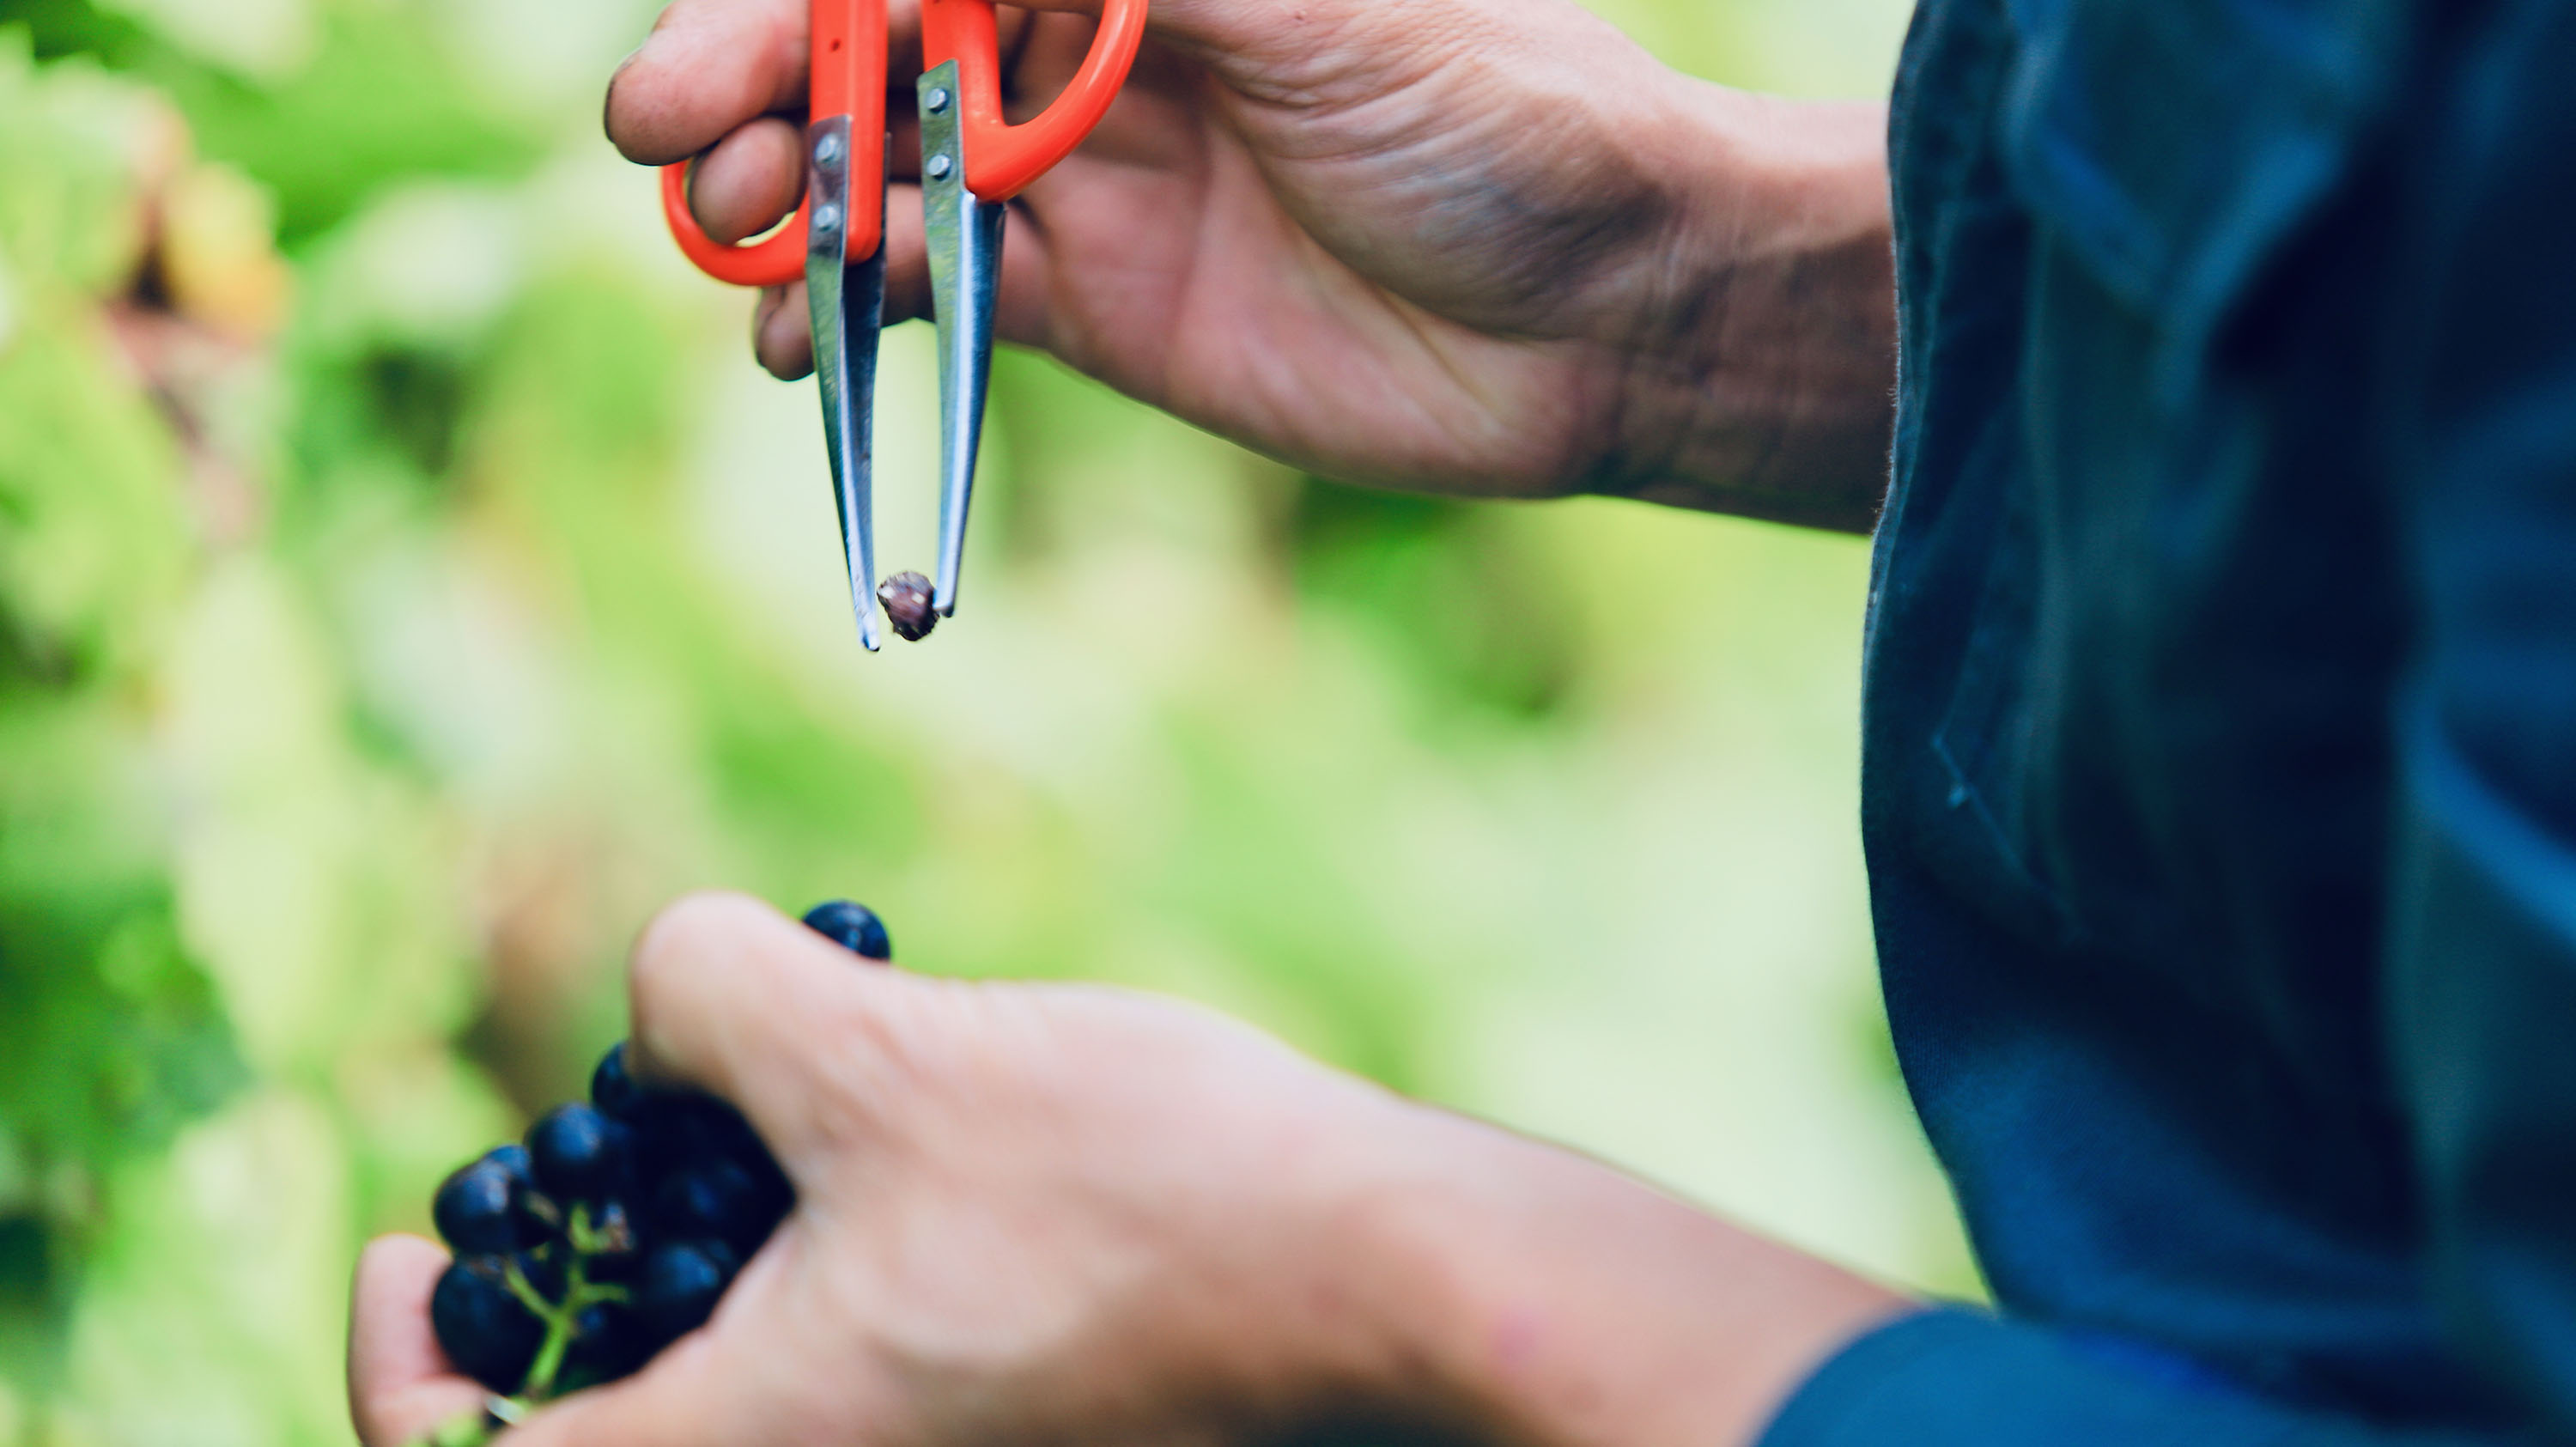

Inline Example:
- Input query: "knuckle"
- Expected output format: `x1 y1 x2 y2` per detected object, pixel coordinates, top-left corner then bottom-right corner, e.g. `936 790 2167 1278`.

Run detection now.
878 978 1005 1103
789 977 967 1152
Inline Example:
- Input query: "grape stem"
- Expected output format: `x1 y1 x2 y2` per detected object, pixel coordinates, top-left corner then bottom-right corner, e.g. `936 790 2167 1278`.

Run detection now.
416 1203 630 1447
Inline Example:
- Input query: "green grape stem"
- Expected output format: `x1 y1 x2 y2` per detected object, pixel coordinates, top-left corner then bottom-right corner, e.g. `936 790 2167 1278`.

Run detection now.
412 1202 633 1447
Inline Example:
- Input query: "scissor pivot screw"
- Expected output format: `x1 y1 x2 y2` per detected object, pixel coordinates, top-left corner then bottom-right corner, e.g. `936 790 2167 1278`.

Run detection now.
926 155 954 180
924 87 951 112
813 203 843 234
814 132 844 166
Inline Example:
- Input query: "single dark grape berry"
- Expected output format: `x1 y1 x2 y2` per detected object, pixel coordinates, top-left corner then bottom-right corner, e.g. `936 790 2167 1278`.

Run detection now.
653 1158 781 1255
433 1156 522 1255
591 1041 645 1120
800 899 891 960
877 571 938 641
430 1255 545 1394
564 1302 652 1387
436 1146 538 1245
528 1103 631 1204
636 1240 738 1343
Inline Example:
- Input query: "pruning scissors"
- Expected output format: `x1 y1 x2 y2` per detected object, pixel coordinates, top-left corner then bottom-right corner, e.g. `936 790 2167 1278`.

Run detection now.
660 0 1147 649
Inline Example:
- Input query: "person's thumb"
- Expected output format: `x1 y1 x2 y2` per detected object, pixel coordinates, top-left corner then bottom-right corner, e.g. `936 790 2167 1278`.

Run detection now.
622 890 907 1174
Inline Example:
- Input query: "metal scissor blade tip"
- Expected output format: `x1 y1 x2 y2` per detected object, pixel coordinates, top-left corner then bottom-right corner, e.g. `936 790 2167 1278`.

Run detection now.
921 60 1005 628
805 125 886 660
849 575 884 651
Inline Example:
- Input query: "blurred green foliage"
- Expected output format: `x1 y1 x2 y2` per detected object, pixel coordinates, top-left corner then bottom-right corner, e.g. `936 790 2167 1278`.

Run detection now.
0 0 1965 1441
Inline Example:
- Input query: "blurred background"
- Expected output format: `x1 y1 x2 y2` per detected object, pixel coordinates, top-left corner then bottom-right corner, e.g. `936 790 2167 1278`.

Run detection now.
0 0 1968 1440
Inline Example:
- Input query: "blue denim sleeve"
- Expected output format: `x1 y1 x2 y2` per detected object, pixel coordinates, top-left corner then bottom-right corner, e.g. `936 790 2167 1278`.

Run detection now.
1760 1310 2507 1446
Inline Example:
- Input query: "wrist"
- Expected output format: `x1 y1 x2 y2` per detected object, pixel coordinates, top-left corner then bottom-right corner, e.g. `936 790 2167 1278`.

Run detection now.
1333 1105 1905 1447
1589 81 1896 529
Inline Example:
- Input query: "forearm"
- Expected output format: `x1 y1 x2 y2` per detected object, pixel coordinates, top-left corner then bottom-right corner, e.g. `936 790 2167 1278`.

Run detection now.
1320 1103 1906 1447
1592 88 1896 533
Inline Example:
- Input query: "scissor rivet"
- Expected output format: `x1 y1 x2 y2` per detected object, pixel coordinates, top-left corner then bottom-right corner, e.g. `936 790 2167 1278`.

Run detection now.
814 204 842 234
926 155 954 180
925 87 951 112
814 132 843 166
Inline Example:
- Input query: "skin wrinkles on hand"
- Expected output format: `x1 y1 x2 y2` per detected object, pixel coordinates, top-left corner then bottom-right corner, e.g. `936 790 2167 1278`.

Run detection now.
1148 0 1691 340
607 0 1892 524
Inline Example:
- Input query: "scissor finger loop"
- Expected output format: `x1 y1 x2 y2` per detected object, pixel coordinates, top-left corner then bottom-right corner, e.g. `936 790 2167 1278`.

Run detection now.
657 0 1147 657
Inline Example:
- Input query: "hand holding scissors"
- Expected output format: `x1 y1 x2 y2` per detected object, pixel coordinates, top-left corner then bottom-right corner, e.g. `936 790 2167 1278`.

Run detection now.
662 0 1146 651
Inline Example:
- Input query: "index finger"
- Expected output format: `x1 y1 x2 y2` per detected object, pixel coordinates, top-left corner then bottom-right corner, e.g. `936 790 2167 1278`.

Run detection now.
349 1235 492 1447
608 0 812 166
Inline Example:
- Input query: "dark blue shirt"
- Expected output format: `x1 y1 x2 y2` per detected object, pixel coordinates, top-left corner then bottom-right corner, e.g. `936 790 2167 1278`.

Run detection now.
1762 1 2576 1441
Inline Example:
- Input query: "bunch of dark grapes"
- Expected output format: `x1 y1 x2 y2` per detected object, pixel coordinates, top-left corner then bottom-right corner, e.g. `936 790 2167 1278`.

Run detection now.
422 900 890 1444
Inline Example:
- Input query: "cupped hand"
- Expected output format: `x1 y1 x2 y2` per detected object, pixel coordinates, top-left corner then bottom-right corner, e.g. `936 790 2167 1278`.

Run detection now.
354 891 1485 1447
604 0 1888 505
350 891 1899 1447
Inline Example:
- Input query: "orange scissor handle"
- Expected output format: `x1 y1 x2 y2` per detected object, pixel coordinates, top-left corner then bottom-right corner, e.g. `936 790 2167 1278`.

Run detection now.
662 0 888 289
662 164 807 287
923 0 1148 201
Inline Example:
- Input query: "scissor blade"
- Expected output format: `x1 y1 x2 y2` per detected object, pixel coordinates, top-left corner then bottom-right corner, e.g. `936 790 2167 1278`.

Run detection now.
805 114 887 653
920 58 1005 619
